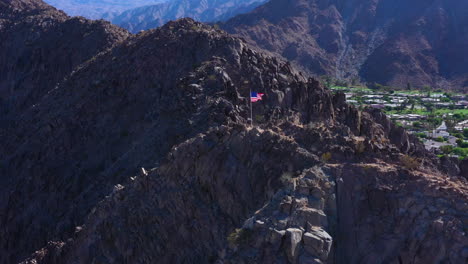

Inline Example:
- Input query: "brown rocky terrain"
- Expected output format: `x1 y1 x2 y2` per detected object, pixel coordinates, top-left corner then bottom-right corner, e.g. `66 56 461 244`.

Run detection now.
1 1 467 263
222 0 468 91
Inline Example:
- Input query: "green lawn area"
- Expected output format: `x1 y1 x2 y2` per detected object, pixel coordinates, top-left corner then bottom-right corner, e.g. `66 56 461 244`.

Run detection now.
385 109 468 116
330 86 348 90
331 86 373 92
394 90 423 95
433 109 468 115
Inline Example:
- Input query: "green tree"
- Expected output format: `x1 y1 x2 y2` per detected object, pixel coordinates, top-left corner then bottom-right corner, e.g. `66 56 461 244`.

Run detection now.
407 98 416 110
423 85 432 95
457 139 468 148
440 145 453 154
441 97 452 103
415 132 427 138
413 121 422 128
446 120 456 130
424 102 434 113
453 148 468 157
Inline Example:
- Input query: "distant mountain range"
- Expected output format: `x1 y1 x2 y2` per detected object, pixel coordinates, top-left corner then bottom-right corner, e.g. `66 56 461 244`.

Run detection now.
106 0 267 33
222 0 468 91
43 0 164 19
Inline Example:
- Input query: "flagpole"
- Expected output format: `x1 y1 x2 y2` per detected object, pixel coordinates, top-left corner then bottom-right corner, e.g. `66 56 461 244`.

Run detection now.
250 88 253 127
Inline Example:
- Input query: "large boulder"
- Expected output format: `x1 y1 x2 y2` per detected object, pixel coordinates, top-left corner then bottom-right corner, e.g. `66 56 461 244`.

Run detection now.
285 228 303 263
303 227 333 260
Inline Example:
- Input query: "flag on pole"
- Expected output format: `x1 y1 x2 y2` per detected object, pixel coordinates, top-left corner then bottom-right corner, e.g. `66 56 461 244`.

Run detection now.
251 92 264 102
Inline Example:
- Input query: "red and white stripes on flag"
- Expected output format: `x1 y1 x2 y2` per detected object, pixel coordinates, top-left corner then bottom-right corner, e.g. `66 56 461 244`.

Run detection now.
251 92 264 102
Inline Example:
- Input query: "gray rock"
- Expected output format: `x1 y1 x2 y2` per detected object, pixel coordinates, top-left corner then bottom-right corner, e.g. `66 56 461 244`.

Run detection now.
303 228 332 261
293 208 327 228
285 228 303 263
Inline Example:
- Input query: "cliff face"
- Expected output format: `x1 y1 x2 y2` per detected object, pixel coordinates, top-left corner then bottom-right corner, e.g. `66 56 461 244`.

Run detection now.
1 1 467 264
0 0 129 126
222 0 468 91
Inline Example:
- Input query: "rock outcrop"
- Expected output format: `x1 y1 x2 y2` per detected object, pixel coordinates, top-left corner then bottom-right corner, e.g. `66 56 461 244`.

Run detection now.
1 1 467 263
222 0 468 91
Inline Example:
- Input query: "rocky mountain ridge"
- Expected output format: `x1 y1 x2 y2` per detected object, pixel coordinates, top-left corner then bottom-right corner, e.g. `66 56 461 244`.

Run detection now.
1 1 467 263
222 0 468 91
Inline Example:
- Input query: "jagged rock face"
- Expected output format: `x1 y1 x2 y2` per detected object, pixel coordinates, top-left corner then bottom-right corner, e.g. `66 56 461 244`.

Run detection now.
334 163 468 263
1 3 467 264
222 0 468 91
0 0 129 125
24 126 323 263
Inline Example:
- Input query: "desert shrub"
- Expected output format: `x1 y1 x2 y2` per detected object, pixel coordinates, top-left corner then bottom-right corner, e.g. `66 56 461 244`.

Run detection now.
207 74 217 81
440 145 453 154
255 114 265 123
321 152 332 162
279 172 294 185
355 141 366 154
227 228 252 247
400 155 420 170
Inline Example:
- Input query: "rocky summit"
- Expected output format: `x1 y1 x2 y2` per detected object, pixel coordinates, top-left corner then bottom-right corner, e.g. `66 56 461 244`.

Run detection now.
222 0 468 91
0 1 467 264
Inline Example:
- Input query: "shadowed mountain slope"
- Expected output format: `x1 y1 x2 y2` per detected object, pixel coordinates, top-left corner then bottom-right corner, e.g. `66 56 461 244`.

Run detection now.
0 0 129 126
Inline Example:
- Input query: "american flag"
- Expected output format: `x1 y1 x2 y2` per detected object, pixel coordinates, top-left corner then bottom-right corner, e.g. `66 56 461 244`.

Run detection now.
251 92 264 102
